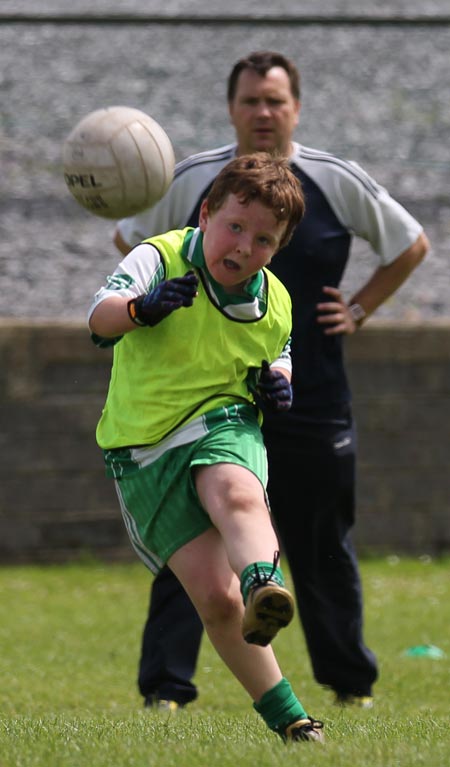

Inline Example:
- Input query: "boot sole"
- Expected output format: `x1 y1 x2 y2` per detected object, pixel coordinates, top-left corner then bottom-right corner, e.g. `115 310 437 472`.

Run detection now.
243 587 294 646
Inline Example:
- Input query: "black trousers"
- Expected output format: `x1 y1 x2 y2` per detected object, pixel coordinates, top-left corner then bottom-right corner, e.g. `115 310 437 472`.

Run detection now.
138 564 203 705
138 410 378 703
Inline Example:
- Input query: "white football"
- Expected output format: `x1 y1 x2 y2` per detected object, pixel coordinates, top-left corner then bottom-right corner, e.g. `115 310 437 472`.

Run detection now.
62 106 175 219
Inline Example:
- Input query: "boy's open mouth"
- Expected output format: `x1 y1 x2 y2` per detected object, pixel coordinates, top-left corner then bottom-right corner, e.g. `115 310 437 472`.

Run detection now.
223 259 241 271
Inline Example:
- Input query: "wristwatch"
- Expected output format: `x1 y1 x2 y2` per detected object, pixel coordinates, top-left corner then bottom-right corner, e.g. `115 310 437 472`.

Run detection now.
349 303 366 325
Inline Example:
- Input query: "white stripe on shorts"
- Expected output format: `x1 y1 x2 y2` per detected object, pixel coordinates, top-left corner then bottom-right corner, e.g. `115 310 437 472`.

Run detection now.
115 480 164 573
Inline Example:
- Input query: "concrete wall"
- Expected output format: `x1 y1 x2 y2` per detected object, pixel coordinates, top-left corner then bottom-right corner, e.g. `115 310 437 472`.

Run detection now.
348 321 450 555
0 322 124 563
1 321 449 563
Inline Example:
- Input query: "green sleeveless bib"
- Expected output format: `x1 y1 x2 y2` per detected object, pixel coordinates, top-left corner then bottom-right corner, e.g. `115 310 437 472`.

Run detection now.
96 229 291 448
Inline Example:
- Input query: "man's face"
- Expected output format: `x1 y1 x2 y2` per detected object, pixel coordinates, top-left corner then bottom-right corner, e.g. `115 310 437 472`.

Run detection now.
228 66 300 157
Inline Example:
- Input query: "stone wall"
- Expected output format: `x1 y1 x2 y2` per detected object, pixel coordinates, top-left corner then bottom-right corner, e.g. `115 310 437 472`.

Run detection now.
1 321 449 563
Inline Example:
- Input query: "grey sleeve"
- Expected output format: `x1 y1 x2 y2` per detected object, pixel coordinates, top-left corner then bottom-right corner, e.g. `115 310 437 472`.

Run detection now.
303 156 423 265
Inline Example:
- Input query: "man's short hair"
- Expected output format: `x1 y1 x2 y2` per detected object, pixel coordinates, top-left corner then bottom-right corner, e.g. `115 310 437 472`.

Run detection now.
227 51 301 102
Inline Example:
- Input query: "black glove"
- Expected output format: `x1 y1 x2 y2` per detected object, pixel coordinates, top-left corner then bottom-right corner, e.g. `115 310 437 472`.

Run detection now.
127 270 199 327
256 360 293 412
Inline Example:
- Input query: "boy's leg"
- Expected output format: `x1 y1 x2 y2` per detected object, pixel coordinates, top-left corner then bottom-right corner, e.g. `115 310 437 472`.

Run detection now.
194 462 294 646
168 526 323 742
169 526 281 700
195 462 277 572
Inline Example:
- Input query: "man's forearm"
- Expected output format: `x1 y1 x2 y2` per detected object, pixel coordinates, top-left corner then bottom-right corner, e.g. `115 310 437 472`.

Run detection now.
350 231 430 319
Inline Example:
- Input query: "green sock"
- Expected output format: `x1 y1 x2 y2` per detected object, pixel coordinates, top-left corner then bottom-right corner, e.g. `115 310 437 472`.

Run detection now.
253 677 308 733
240 561 285 604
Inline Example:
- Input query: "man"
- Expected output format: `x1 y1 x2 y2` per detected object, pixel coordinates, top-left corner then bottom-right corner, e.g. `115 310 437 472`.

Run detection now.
113 51 429 711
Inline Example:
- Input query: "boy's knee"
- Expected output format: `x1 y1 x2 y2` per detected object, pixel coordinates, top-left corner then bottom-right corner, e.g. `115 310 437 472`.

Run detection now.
199 585 242 628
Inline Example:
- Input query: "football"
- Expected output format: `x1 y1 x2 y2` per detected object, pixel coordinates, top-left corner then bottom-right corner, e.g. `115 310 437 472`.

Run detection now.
62 106 175 219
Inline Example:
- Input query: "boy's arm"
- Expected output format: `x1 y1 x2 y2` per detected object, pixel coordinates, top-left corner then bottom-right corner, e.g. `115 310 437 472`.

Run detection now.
89 272 199 338
89 296 135 338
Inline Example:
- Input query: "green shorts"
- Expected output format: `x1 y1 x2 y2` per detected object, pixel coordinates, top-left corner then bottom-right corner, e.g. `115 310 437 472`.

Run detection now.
114 410 268 573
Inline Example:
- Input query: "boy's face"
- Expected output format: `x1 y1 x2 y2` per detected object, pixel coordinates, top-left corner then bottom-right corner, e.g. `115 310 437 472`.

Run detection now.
199 194 287 293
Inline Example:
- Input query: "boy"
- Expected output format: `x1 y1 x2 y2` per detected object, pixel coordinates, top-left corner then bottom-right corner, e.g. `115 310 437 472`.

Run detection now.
88 153 324 743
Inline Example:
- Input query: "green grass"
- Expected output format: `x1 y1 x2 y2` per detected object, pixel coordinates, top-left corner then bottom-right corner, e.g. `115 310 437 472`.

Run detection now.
0 556 449 766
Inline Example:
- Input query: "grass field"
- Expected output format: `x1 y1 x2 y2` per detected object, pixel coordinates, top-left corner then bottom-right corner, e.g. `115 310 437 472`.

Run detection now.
0 556 449 766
